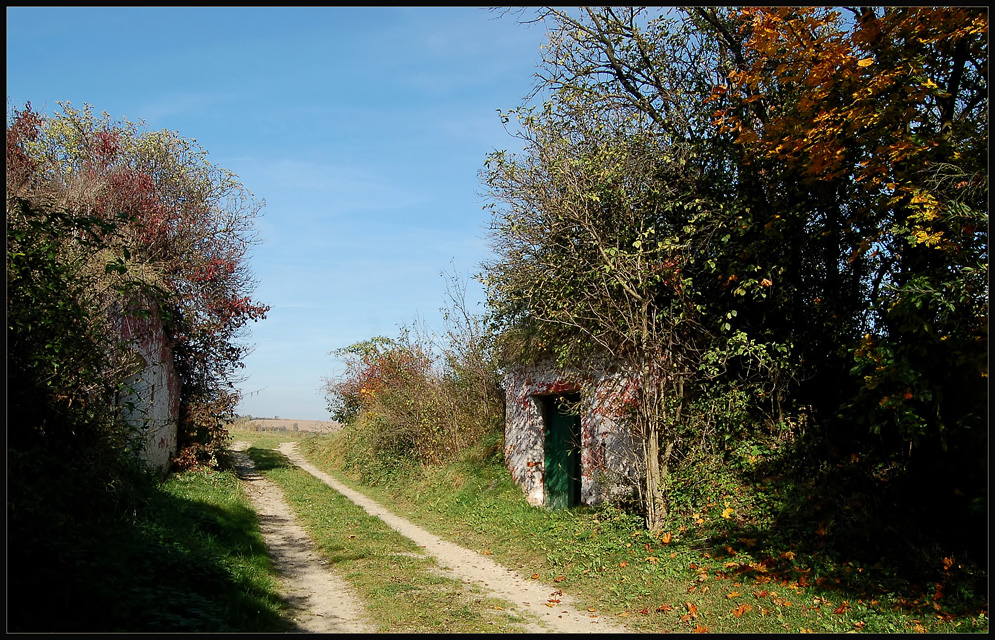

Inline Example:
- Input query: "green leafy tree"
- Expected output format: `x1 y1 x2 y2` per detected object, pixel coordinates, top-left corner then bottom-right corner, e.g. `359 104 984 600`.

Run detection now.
8 101 270 468
7 103 149 456
484 6 987 530
484 8 790 531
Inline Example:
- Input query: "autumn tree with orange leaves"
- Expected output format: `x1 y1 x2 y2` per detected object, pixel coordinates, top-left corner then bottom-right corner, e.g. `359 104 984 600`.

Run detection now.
486 7 986 532
701 6 987 466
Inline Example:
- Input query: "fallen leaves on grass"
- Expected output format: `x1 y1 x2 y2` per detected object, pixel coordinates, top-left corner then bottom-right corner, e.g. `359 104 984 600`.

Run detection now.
732 603 753 618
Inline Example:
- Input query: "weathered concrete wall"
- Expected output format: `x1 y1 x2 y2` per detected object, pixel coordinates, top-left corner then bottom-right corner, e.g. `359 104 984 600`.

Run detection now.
504 362 641 507
117 303 180 472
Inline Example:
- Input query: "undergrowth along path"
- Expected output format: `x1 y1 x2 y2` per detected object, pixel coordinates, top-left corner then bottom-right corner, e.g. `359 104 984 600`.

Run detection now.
277 441 631 634
232 442 374 633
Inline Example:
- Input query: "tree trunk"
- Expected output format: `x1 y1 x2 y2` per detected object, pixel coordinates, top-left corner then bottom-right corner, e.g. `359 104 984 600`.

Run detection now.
644 417 668 532
641 355 669 533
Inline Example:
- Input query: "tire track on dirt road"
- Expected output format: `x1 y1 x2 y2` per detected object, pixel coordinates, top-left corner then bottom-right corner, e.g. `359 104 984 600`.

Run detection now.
232 442 374 633
277 441 631 634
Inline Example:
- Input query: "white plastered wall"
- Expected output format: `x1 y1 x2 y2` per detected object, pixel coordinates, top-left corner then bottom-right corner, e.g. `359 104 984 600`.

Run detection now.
503 362 641 507
118 306 180 472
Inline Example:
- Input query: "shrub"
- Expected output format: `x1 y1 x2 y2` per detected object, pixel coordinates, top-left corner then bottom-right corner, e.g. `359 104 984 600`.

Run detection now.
323 273 505 472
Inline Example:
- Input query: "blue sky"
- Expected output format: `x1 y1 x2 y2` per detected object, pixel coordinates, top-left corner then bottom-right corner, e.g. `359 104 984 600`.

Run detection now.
7 7 549 421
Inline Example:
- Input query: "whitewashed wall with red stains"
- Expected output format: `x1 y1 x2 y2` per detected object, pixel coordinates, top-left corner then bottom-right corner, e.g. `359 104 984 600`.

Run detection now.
503 362 642 507
117 302 180 472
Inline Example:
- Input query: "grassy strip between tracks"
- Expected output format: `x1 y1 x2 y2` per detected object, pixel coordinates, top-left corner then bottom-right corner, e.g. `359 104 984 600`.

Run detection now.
241 434 543 633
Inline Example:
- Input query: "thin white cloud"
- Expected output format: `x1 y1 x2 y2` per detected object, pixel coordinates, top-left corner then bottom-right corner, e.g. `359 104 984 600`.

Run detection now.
133 91 246 123
234 157 428 213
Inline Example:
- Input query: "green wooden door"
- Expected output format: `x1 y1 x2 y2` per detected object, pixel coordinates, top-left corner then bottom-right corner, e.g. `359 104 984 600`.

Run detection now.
543 395 582 509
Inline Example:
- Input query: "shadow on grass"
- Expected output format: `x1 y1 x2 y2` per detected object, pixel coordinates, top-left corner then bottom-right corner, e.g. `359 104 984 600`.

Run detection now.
247 446 294 472
8 454 294 633
684 435 988 619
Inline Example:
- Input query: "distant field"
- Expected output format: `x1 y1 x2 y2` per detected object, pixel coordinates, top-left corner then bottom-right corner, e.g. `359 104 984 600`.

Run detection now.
232 417 343 434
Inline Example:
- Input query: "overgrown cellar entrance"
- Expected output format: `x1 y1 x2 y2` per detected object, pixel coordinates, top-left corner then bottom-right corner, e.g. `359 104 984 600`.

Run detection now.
541 394 582 509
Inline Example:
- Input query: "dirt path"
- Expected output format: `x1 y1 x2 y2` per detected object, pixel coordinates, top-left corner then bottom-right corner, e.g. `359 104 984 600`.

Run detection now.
231 442 374 633
276 441 631 634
